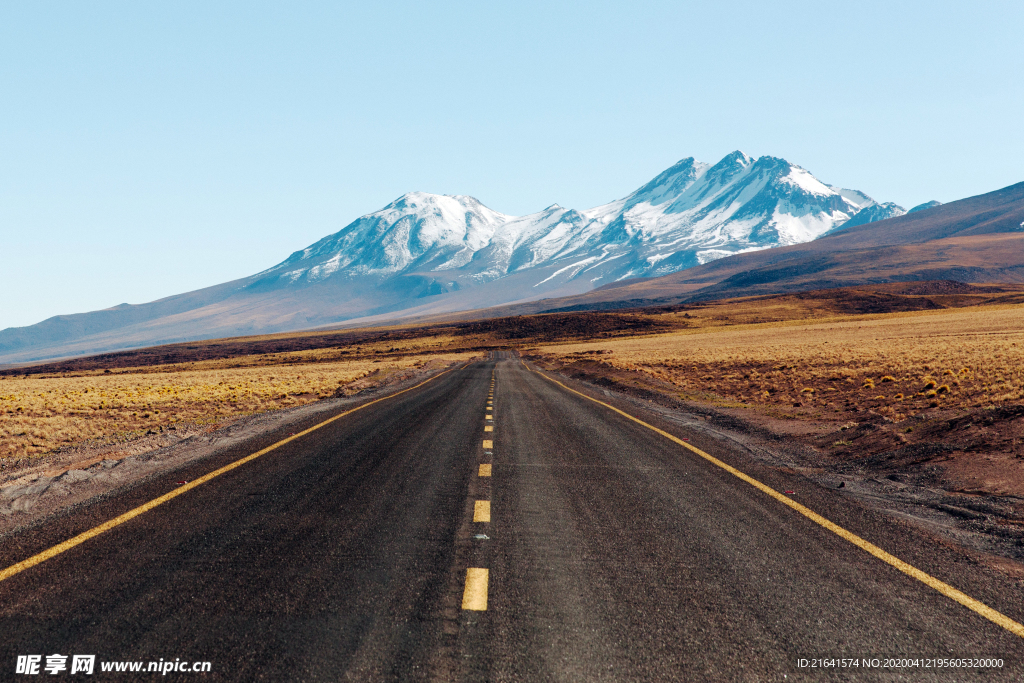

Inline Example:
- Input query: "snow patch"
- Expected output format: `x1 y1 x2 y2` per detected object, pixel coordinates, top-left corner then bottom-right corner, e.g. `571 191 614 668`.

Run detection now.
781 167 832 196
696 245 770 265
533 256 603 287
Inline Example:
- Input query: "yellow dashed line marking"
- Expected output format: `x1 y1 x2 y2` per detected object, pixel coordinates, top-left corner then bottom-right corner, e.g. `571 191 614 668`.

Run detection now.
0 366 464 585
483 440 493 449
525 361 1024 640
474 500 491 522
484 426 493 432
486 415 493 421
462 568 488 610
479 464 492 477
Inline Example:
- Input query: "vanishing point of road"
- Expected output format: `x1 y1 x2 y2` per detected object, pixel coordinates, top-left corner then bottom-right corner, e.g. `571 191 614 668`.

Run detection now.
2 354 1023 680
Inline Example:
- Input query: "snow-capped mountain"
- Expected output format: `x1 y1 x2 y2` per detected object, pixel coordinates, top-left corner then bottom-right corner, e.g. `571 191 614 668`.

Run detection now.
253 151 887 297
822 201 907 236
908 200 942 214
0 150 904 363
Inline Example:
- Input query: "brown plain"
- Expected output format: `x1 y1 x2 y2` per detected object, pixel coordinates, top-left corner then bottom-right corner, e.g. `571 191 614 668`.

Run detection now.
532 302 1024 419
3 282 1022 472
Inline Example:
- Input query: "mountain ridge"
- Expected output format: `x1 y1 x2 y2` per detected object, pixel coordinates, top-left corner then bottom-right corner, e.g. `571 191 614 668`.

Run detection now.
451 180 1024 316
2 151 902 362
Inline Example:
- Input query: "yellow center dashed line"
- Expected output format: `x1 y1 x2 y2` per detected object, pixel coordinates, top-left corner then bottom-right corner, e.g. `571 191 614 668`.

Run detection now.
525 361 1024 640
462 369 495 612
0 365 464 585
462 568 488 610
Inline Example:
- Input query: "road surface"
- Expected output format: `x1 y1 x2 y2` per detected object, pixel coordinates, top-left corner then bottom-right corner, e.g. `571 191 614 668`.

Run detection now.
2 354 1023 680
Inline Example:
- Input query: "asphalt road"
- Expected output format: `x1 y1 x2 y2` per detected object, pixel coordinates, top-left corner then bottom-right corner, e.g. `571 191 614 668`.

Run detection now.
2 355 1024 681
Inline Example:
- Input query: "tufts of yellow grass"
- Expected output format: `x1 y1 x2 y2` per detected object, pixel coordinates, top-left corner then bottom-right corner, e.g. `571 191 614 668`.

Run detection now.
533 304 1024 418
0 351 473 460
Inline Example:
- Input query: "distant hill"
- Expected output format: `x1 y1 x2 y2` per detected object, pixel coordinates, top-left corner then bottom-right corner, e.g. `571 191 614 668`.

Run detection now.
908 200 943 214
821 201 905 236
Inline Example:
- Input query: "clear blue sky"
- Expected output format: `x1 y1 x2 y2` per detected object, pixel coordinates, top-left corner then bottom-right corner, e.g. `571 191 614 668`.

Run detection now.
2 1 1022 330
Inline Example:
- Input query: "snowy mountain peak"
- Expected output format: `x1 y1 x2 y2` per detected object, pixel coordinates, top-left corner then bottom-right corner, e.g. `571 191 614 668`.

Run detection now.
776 163 833 197
908 200 943 214
829 186 876 211
625 157 709 208
723 150 755 166
384 191 508 224
822 201 907 236
701 150 754 188
253 151 896 300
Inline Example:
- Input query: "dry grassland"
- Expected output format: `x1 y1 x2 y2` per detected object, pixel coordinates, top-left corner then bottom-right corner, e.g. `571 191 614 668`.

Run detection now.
0 343 473 461
0 311 659 465
532 304 1024 420
5 283 1021 466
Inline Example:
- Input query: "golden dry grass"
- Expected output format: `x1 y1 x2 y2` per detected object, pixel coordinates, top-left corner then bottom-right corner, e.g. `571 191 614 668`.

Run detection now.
532 304 1024 419
5 285 1021 461
0 347 474 460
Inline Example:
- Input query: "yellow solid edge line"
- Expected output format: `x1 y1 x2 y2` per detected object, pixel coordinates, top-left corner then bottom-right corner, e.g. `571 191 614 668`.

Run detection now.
462 567 489 610
523 360 1024 640
0 364 463 585
479 464 492 477
474 500 491 522
483 440 493 449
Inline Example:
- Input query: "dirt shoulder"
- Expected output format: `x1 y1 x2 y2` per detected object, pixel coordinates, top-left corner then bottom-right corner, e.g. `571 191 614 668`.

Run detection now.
0 361 467 538
528 354 1024 579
